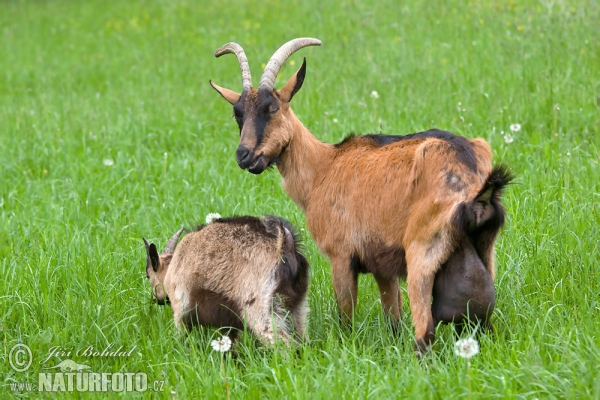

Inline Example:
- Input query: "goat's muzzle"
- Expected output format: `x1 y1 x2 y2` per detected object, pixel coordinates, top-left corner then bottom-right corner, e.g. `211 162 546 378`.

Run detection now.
153 291 169 306
236 145 268 174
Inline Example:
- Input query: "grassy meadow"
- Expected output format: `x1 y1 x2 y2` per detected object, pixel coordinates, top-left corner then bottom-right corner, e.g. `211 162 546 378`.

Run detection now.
1 0 599 398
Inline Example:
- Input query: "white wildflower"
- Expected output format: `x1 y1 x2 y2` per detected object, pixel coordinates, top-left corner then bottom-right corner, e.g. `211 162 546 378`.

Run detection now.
211 336 232 353
370 90 379 99
332 118 338 124
509 123 521 132
103 159 114 166
454 338 479 359
504 134 514 144
205 213 221 224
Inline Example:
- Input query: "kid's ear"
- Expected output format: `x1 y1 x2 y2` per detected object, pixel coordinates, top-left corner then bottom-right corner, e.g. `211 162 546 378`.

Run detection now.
143 238 161 273
283 227 299 278
149 244 160 272
279 58 307 103
210 80 241 105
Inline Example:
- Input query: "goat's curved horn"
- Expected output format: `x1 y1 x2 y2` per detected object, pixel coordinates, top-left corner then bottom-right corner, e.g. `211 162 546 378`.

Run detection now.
162 227 185 254
215 42 253 92
259 38 322 91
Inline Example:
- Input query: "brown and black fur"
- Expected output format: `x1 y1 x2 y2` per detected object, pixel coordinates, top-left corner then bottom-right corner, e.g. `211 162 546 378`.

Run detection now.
432 166 511 334
211 44 513 354
143 215 309 346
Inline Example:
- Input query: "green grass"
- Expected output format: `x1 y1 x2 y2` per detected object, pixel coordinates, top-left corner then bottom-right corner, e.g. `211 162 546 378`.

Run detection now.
1 0 599 398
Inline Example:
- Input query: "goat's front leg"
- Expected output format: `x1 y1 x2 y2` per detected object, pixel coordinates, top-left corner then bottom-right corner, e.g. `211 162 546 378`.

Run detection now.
169 298 186 331
331 255 358 325
373 274 401 331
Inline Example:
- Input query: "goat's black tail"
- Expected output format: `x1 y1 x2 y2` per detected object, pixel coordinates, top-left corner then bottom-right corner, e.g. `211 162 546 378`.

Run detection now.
458 164 514 233
476 164 514 200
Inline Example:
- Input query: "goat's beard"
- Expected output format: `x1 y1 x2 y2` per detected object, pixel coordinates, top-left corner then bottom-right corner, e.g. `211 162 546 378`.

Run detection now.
266 152 282 170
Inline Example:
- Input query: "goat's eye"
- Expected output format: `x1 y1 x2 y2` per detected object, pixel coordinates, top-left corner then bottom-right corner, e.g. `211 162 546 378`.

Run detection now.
263 103 279 115
233 102 244 121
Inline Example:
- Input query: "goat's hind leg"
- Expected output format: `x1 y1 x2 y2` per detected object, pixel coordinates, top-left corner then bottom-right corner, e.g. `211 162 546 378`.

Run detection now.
406 238 453 355
406 266 436 354
245 301 296 348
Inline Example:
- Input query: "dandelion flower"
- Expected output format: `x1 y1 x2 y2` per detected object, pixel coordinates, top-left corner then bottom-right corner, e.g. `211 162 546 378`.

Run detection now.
370 90 379 99
510 123 521 132
455 338 479 359
205 213 222 224
504 134 514 144
211 336 232 353
103 159 114 166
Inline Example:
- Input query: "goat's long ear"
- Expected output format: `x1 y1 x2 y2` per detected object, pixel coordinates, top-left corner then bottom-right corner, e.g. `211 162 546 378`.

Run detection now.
148 243 160 272
144 238 161 273
279 58 307 104
210 80 241 105
283 227 299 278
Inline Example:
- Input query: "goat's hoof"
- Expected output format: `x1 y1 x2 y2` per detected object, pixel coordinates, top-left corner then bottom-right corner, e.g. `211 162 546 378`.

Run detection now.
413 343 429 358
413 333 435 358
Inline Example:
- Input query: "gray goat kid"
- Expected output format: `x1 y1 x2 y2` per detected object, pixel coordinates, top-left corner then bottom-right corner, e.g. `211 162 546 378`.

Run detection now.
143 215 310 346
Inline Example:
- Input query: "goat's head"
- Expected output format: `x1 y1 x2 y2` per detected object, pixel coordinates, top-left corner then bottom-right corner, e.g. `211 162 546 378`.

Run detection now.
210 38 321 174
143 228 185 305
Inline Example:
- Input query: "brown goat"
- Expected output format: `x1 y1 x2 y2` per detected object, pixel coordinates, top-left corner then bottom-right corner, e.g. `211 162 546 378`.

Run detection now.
143 215 309 346
210 39 512 353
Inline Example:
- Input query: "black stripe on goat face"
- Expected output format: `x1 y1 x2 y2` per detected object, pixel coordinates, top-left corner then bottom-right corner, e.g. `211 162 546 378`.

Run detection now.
234 88 281 174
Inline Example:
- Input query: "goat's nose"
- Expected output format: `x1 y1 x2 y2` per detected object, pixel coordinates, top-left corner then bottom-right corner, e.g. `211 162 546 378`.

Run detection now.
236 145 251 168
